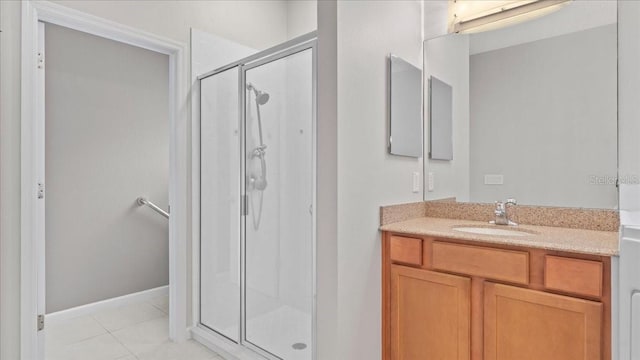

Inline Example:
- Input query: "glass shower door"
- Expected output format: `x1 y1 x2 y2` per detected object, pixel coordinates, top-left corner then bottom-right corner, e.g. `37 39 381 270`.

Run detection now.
242 46 314 360
200 67 241 342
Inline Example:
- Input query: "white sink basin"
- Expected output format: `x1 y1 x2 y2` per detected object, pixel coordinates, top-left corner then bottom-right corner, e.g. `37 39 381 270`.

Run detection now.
452 226 533 237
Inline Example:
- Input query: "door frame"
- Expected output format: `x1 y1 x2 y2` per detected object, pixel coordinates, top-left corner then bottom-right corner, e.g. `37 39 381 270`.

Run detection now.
20 1 189 359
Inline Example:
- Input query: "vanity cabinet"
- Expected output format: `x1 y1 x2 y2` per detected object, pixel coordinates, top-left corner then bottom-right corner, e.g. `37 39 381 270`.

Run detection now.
390 265 470 360
484 282 602 360
382 233 611 360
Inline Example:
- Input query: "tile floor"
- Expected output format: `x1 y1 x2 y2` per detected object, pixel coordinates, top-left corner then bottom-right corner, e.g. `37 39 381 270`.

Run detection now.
45 295 224 360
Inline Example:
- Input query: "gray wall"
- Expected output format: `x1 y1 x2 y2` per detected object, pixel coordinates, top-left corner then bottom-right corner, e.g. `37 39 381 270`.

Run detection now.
424 34 470 202
316 2 338 358
0 1 23 357
336 2 423 358
469 24 618 209
45 23 169 313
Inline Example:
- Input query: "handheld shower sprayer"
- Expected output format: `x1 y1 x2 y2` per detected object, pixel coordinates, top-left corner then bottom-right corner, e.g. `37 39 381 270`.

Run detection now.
246 82 270 229
247 82 269 193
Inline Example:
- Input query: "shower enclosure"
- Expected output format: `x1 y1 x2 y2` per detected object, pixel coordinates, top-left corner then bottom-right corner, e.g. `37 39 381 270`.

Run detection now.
198 34 316 360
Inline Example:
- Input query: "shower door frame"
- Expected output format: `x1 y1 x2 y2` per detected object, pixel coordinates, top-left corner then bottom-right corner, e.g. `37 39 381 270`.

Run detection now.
194 32 317 360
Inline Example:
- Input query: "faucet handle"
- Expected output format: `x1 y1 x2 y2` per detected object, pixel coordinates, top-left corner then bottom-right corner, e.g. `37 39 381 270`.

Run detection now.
505 198 518 226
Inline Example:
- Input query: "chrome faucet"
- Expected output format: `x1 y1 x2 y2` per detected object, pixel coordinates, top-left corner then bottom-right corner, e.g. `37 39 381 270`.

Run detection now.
490 198 517 226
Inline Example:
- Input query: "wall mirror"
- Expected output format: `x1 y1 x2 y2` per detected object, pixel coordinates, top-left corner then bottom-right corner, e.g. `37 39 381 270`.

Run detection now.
389 54 422 158
429 76 453 160
424 0 618 209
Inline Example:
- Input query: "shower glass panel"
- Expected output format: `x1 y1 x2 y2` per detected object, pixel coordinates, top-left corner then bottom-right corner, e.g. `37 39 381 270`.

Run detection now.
243 48 314 360
200 67 241 342
198 34 315 360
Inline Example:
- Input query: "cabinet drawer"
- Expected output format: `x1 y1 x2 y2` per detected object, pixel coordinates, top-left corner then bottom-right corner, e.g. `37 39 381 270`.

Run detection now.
432 242 529 284
545 255 603 298
390 236 423 266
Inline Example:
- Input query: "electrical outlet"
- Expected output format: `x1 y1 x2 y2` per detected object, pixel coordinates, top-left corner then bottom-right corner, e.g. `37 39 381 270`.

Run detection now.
428 172 435 192
484 174 504 185
412 172 420 193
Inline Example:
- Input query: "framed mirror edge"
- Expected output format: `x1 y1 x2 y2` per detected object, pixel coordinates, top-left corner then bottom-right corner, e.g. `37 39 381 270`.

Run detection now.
388 53 424 158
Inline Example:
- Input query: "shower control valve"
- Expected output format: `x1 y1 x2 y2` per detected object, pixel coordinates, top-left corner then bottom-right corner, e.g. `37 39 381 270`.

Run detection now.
252 144 267 158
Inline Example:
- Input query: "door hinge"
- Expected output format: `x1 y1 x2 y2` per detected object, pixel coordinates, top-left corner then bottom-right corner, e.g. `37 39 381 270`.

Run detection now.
37 182 45 199
37 51 44 70
37 314 44 331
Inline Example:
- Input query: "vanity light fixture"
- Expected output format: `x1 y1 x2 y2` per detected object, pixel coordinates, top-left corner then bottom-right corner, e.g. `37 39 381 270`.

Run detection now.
450 0 572 34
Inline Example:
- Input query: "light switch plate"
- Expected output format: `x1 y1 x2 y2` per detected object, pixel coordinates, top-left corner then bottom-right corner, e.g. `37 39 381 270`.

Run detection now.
428 172 435 192
412 172 420 193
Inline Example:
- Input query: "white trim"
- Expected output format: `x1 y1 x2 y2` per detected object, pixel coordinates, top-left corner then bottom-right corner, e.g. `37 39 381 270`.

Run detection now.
20 2 190 359
311 39 319 360
190 28 202 329
30 1 180 54
35 20 47 358
21 2 40 358
46 286 169 323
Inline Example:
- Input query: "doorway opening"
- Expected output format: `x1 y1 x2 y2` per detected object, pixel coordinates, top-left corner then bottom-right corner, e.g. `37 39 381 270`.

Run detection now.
21 2 188 359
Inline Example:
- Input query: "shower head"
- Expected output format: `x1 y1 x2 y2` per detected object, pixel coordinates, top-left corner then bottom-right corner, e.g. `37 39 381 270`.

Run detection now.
246 83 270 105
255 91 270 105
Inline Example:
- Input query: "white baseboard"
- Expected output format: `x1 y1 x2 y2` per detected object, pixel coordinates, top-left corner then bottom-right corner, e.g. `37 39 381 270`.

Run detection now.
46 285 169 322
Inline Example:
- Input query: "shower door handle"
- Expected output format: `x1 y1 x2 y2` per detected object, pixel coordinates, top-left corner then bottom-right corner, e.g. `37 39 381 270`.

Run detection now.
241 194 248 216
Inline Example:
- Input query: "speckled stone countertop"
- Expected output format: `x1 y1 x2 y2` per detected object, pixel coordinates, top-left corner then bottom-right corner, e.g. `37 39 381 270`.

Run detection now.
380 217 619 256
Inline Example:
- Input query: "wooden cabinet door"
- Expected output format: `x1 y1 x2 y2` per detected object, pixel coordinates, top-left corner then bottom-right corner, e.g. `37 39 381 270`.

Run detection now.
390 265 471 360
484 282 602 360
